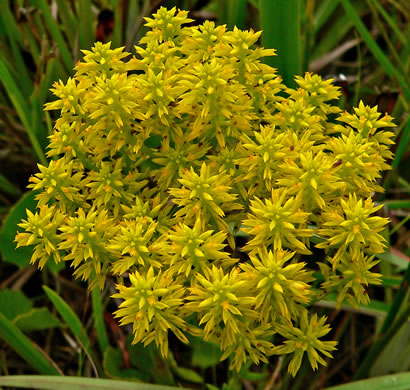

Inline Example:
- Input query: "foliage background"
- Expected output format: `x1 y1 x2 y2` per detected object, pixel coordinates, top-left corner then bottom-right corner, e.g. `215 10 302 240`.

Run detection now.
0 0 409 389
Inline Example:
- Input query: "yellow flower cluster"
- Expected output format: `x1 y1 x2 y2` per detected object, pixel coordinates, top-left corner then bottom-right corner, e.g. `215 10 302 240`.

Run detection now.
15 7 395 375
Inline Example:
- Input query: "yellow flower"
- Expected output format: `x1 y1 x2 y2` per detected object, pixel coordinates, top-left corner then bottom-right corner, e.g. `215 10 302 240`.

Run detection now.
272 311 337 376
317 193 389 266
241 248 313 322
112 267 188 357
242 189 312 254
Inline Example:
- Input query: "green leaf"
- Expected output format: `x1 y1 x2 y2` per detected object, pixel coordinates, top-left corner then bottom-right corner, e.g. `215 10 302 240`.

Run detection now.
384 199 410 210
0 375 186 390
340 0 410 101
104 346 145 380
0 289 32 321
173 366 203 384
191 337 222 369
43 286 96 365
0 58 47 165
392 118 410 170
325 372 410 390
0 289 61 332
0 191 38 268
79 0 94 50
30 0 74 73
127 338 156 378
226 0 247 30
370 321 410 376
378 251 408 271
259 0 303 87
14 308 62 332
0 172 22 196
0 313 61 375
92 288 109 355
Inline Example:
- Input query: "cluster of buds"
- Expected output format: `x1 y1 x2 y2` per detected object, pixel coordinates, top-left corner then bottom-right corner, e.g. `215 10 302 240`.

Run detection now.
15 7 394 375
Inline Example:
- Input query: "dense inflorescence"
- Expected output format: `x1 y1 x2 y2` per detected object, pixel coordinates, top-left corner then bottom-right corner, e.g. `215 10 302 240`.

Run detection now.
15 7 395 375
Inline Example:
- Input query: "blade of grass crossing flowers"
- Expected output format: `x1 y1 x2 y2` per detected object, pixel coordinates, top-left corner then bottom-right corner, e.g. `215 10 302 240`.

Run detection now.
259 0 303 88
91 288 109 355
340 0 410 101
0 313 61 375
0 58 47 165
0 376 186 390
43 286 98 373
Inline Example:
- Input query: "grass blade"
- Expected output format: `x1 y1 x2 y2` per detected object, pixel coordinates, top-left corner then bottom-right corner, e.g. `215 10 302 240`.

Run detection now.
354 261 410 379
43 286 98 371
392 117 410 170
340 0 410 101
55 0 80 52
0 376 186 390
313 0 339 32
30 0 74 73
0 58 47 165
112 0 123 48
0 313 61 375
0 173 22 196
259 0 302 87
325 372 410 390
91 288 109 355
226 0 247 30
79 0 94 50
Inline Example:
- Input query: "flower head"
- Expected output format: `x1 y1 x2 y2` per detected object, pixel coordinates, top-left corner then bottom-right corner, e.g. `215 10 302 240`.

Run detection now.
272 311 337 376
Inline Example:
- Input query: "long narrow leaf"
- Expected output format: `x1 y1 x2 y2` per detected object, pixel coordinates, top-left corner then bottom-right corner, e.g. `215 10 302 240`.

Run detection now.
313 0 339 32
340 0 410 101
55 0 79 52
325 372 410 390
30 0 74 73
79 0 94 50
0 376 186 390
0 172 22 196
0 313 61 375
112 0 123 48
43 286 97 366
0 58 47 165
91 288 109 355
227 0 247 30
259 0 302 87
392 117 410 170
